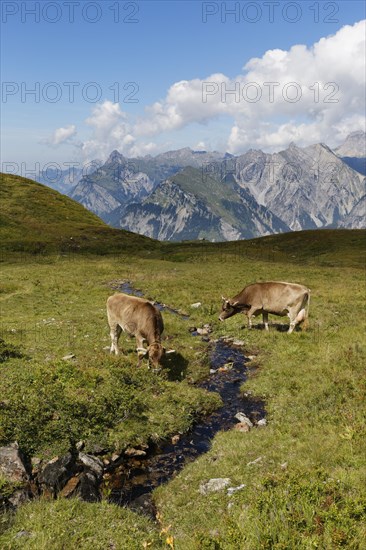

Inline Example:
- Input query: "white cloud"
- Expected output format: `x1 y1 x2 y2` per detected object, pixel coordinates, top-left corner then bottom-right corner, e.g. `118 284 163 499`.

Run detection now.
79 101 163 160
45 124 77 146
133 19 366 153
54 20 366 158
195 141 207 150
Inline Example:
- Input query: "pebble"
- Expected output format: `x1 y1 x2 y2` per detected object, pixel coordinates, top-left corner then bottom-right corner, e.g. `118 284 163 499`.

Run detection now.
16 531 31 538
247 456 264 466
232 339 245 346
190 302 202 308
235 413 253 427
227 483 246 496
199 478 231 495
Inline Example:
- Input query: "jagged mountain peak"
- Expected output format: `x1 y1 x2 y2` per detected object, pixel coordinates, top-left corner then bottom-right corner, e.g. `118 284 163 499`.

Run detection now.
106 150 126 163
334 131 366 158
304 142 335 156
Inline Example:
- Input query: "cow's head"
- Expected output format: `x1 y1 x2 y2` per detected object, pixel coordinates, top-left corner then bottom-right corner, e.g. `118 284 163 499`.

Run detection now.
219 296 241 321
148 342 165 369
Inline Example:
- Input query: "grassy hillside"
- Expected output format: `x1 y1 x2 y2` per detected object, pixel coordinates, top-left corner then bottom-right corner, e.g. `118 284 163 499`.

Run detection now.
163 227 366 268
0 173 156 256
0 179 365 548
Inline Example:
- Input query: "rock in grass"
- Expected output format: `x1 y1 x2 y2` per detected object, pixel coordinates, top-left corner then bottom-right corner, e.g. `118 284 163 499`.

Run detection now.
0 442 30 483
199 478 231 495
227 483 246 496
62 353 76 361
15 531 31 538
232 339 245 346
59 476 80 498
190 302 202 308
257 418 267 427
78 453 104 479
247 456 264 466
38 452 77 493
75 472 101 502
234 413 253 427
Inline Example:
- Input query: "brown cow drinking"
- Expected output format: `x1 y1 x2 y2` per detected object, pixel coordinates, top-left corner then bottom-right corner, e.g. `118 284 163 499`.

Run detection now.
219 281 310 333
107 293 165 368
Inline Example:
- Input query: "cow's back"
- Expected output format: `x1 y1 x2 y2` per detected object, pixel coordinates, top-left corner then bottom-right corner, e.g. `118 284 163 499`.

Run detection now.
107 293 163 337
241 282 308 313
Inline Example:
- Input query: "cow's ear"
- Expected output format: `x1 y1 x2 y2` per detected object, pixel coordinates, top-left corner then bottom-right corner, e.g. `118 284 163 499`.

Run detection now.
221 296 227 301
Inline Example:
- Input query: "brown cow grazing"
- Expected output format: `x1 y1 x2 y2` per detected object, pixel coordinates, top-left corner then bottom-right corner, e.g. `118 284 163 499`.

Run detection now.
219 281 310 333
107 293 165 368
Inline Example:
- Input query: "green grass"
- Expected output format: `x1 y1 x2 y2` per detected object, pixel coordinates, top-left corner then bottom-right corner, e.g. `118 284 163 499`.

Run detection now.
1 241 365 547
0 498 163 549
0 173 157 257
0 175 365 548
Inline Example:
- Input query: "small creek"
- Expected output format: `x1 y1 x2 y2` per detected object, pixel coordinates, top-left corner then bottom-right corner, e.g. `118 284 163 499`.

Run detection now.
106 282 265 511
119 282 190 320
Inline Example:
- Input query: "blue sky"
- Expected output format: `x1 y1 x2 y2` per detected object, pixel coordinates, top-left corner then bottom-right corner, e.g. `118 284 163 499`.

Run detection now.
1 0 365 169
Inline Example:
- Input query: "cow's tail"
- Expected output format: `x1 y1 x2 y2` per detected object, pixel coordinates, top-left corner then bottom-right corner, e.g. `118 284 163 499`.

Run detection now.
302 290 311 331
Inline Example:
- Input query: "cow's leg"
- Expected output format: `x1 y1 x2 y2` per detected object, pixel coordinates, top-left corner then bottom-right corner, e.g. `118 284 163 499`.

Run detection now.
262 311 269 331
110 324 122 354
246 306 257 329
136 333 147 367
135 334 145 349
287 309 297 333
295 308 306 328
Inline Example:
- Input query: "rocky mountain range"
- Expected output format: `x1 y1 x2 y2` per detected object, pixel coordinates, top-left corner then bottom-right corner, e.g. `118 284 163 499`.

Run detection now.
110 166 289 241
234 141 365 231
33 132 365 241
36 165 84 194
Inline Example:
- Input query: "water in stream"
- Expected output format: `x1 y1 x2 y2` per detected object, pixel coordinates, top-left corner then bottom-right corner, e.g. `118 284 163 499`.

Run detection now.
119 282 190 320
